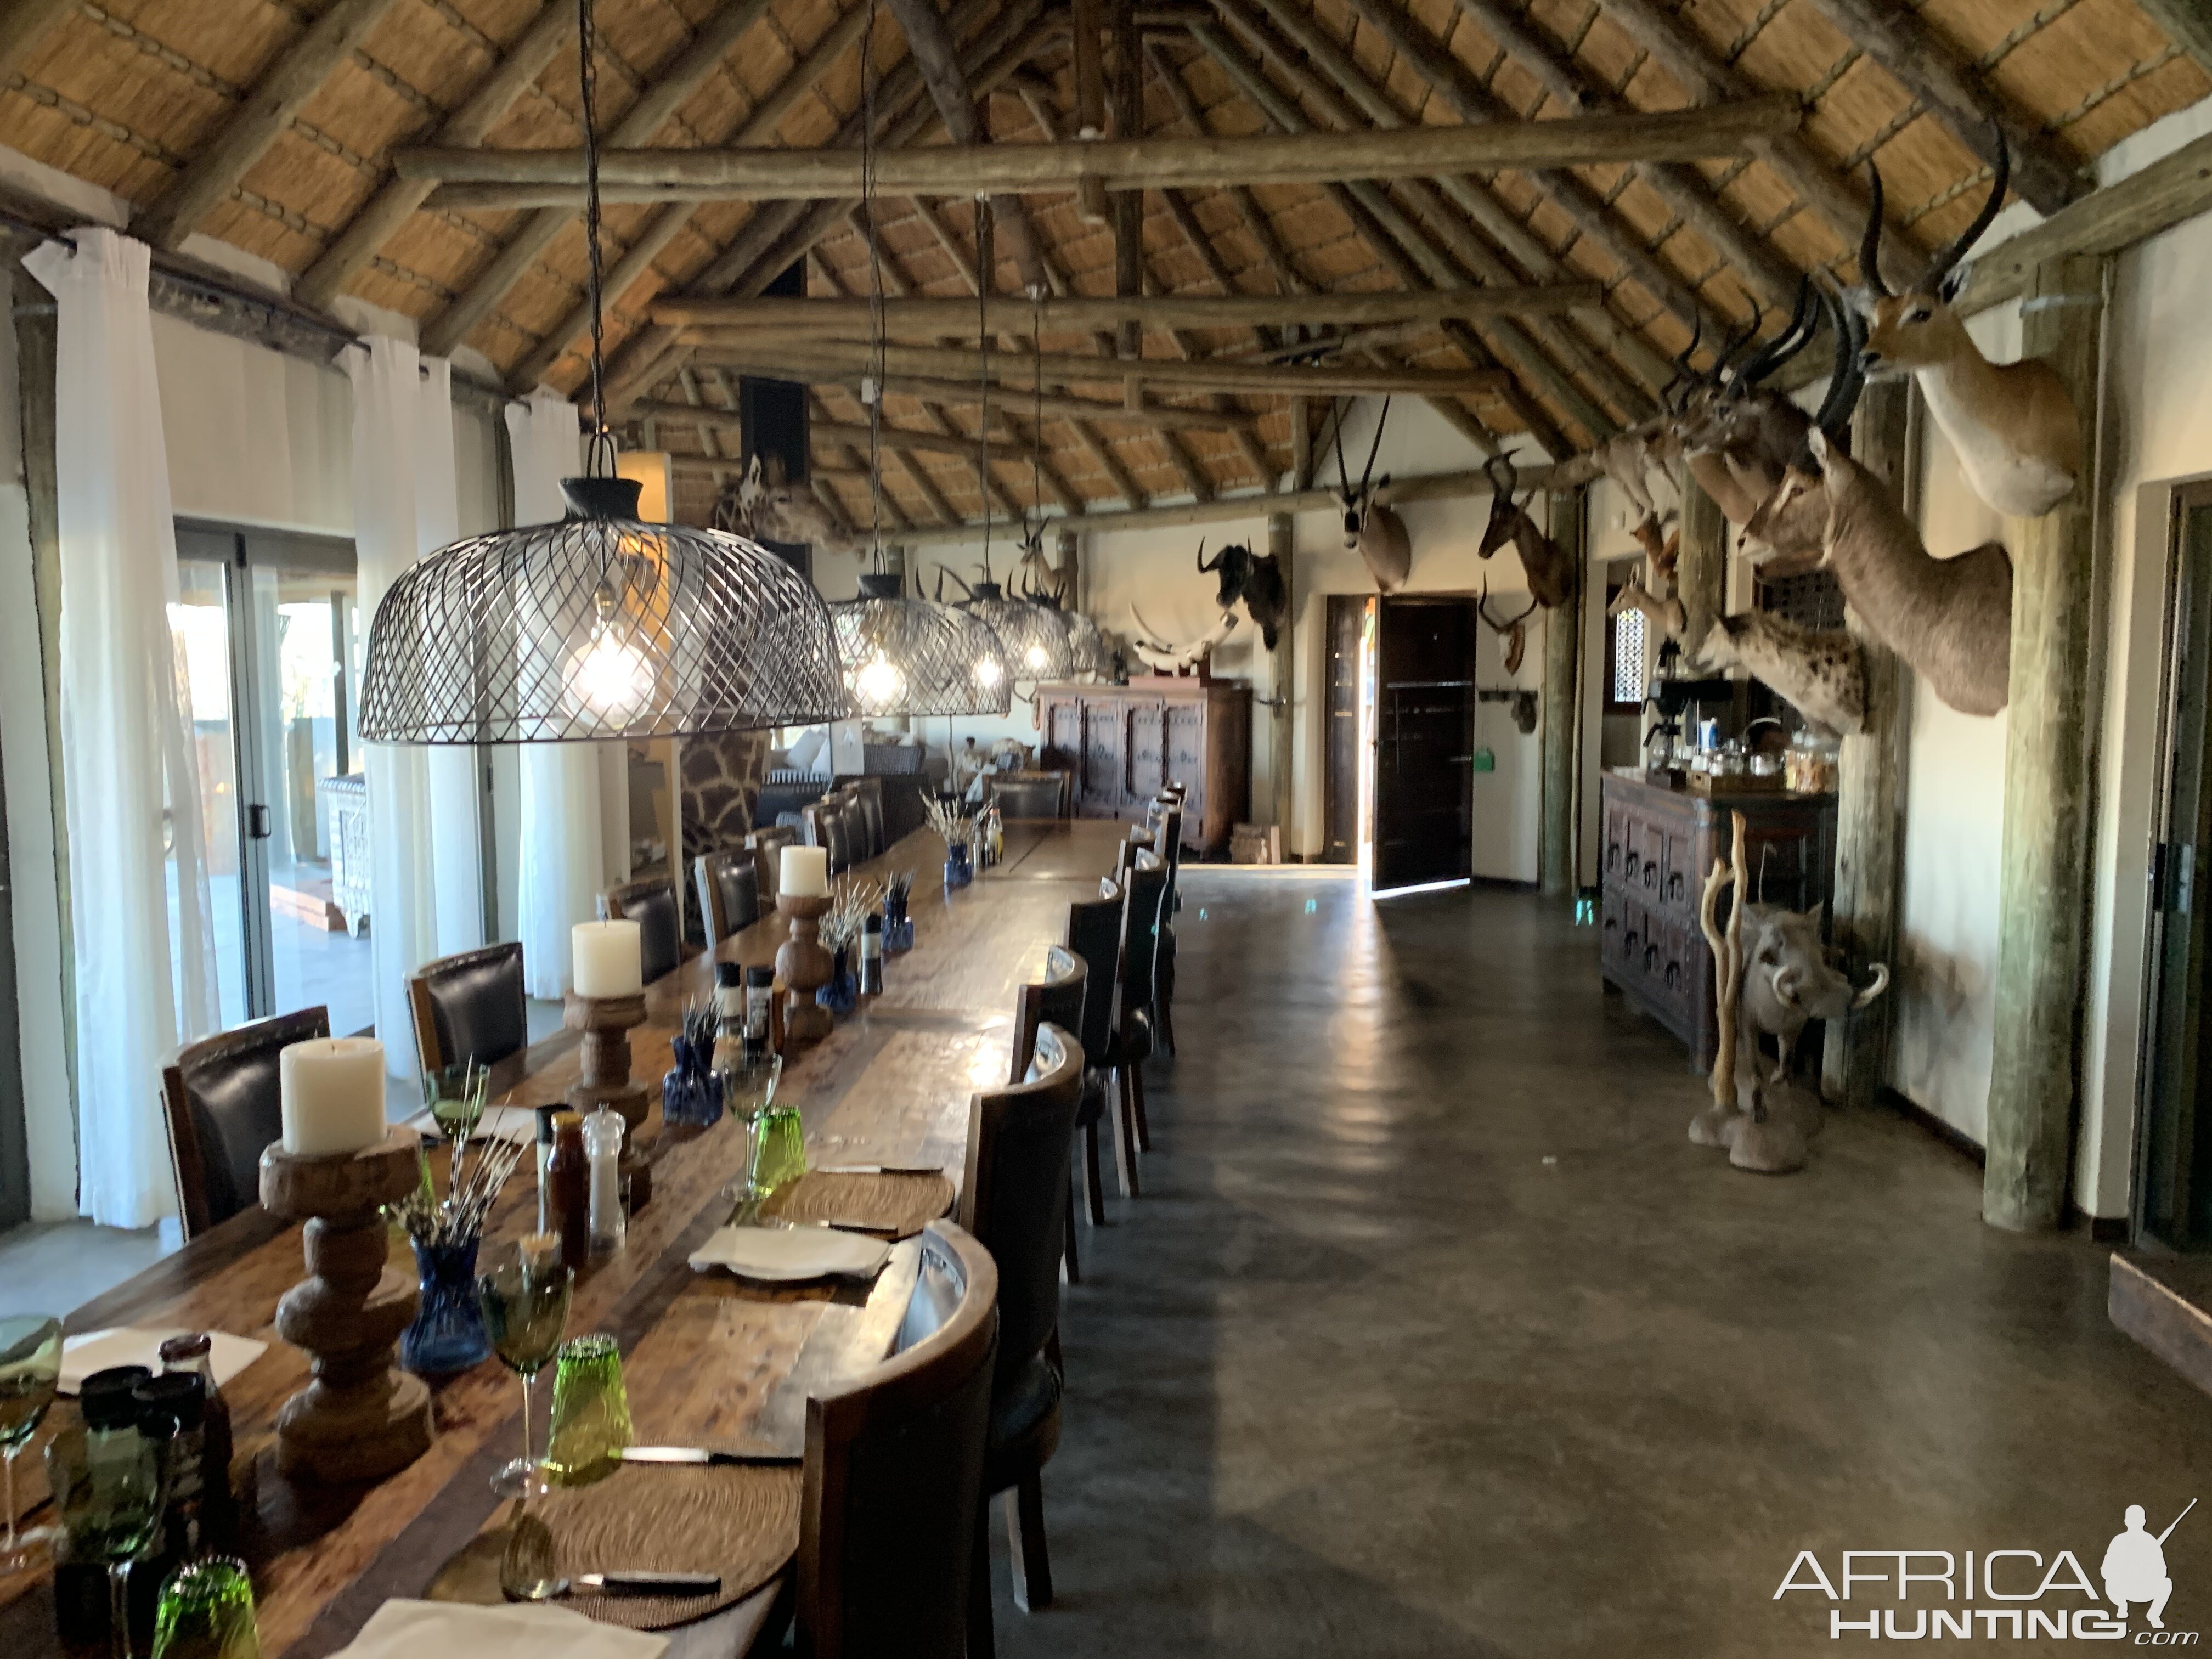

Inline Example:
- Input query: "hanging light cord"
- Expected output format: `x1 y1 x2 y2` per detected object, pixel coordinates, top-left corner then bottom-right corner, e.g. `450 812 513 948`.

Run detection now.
577 0 612 477
977 200 992 584
862 0 885 575
1030 287 1043 531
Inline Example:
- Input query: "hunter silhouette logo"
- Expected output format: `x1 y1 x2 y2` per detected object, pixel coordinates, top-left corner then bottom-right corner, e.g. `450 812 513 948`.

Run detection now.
2106 1502 2192 1630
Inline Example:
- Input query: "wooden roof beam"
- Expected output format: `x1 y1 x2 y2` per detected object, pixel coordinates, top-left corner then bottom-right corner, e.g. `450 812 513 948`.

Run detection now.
1799 0 2089 216
1143 41 1308 297
1447 0 1803 307
298 0 575 311
0 0 77 81
653 287 1604 330
421 0 781 360
503 0 877 391
134 0 407 251
2132 0 2212 82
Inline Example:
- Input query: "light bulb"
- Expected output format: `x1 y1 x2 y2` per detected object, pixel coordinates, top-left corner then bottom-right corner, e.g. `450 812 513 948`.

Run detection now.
563 613 653 725
1024 642 1050 672
974 656 1003 690
854 650 904 709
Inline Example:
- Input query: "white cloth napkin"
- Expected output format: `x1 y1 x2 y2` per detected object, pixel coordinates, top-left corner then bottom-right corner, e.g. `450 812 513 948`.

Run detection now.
334 1600 667 1659
402 1104 539 1146
690 1225 889 1283
60 1329 266 1396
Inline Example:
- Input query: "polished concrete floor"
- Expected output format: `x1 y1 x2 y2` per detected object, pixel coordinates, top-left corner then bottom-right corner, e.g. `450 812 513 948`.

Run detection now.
986 874 2212 1657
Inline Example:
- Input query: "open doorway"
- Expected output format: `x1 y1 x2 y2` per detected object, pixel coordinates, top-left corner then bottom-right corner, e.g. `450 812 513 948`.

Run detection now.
1371 596 1479 892
1321 595 1374 865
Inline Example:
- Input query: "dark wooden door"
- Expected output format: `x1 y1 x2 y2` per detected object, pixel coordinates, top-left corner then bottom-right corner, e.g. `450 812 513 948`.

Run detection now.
1373 596 1476 891
2138 484 2212 1249
1322 595 1369 864
1081 702 1125 817
1127 699 1169 805
1166 699 1205 830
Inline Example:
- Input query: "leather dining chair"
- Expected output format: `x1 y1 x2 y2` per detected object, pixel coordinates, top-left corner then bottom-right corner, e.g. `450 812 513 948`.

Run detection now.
803 800 852 874
747 825 798 904
987 774 1066 820
957 1023 1084 1631
406 941 528 1077
1062 883 1126 1226
1152 803 1186 1058
1114 855 1170 1166
601 876 684 984
844 777 886 859
1011 947 1089 1280
791 1221 999 1659
161 1006 331 1240
694 847 761 951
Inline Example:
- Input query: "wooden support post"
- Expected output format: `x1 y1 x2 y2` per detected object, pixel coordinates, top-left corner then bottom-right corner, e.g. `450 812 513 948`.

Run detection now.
1290 397 1312 491
1541 487 1584 896
1111 0 1144 360
1674 467 1726 647
1268 513 1295 836
1984 255 2107 1232
1821 376 1916 1113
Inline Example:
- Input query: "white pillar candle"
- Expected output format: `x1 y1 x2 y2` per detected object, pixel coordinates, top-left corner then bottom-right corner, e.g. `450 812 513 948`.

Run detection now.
780 845 830 899
278 1037 387 1157
573 919 644 997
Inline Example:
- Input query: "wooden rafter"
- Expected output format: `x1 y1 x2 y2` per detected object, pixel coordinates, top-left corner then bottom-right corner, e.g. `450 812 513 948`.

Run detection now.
1800 0 2088 217
134 0 407 252
297 0 575 311
652 286 1603 330
420 0 782 360
0 0 76 81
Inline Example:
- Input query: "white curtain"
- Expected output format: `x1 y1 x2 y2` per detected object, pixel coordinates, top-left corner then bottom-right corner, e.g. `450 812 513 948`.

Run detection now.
348 336 481 1080
25 228 216 1228
507 391 625 1000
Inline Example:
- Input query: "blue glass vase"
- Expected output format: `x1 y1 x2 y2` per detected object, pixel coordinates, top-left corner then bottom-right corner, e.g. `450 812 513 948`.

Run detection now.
662 1065 724 1128
401 1238 491 1375
884 896 913 952
817 946 859 1016
945 842 973 890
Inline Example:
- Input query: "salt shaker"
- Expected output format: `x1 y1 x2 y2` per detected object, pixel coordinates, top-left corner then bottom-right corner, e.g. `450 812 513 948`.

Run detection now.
583 1107 626 1258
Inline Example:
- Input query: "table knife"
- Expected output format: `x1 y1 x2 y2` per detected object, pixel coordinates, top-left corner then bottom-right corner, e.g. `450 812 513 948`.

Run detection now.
620 1445 802 1468
814 1163 944 1176
571 1571 722 1598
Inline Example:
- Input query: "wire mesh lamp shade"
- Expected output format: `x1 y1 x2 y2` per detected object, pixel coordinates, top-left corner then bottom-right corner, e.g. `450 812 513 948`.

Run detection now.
964 582 1073 681
358 477 850 743
831 573 1012 718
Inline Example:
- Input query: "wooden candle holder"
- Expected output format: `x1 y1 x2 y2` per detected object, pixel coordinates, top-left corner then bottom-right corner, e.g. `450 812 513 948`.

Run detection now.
563 991 653 1210
775 893 835 1047
258 1130 436 1485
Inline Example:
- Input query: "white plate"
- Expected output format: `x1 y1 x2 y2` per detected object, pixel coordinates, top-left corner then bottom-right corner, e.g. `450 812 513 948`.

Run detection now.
61 1329 268 1396
688 1225 890 1284
400 1104 538 1146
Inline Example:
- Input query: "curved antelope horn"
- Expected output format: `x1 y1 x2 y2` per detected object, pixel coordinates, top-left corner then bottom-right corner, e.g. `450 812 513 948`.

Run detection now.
1731 277 1815 390
1713 306 1764 385
1660 317 1703 412
1812 283 1868 438
1772 964 1805 1008
1851 962 1891 1009
1359 396 1393 493
1331 396 1354 495
1485 450 1519 499
1923 127 2008 291
1197 539 1222 573
1858 160 1891 298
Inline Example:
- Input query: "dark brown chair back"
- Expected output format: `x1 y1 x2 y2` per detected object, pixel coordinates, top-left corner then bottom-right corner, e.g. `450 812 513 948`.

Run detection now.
747 825 798 903
803 800 852 873
799 1222 998 1659
693 848 760 950
1156 804 1186 876
958 1024 1084 1394
1064 883 1123 1065
1010 947 1087 1085
988 774 1065 819
161 1006 331 1240
1119 860 1169 1022
846 777 886 859
406 942 527 1077
602 876 682 984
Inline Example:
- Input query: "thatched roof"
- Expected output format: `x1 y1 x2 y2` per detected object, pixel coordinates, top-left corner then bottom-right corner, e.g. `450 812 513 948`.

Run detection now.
3 0 2204 528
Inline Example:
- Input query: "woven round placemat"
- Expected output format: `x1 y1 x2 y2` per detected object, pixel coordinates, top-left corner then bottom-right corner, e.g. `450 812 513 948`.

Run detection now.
425 1463 801 1630
764 1169 954 1238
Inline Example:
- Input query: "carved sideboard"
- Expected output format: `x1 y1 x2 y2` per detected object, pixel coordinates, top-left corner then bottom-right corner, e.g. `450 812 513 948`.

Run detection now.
1036 680 1250 856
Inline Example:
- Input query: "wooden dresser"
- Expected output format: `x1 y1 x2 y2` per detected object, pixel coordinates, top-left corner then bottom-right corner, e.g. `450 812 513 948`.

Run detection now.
1599 769 1837 1069
1037 679 1251 856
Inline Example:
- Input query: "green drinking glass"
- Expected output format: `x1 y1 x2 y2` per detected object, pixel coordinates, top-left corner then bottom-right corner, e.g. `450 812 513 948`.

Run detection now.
0 1314 63 1571
478 1241 573 1500
543 1335 631 1488
751 1104 806 1197
48 1420 166 1659
718 1049 782 1185
424 1061 488 1143
151 1556 258 1659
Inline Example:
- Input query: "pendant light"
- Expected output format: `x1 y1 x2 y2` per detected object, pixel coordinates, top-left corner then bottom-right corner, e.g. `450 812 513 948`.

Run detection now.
823 0 1012 720
357 0 846 744
955 245 1074 684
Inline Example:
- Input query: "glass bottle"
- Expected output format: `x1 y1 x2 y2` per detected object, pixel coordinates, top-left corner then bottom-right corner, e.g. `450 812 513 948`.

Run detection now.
583 1108 625 1259
744 965 775 1047
533 1107 557 1235
859 913 883 997
132 1374 205 1559
710 962 746 1073
546 1112 589 1273
156 1336 234 1553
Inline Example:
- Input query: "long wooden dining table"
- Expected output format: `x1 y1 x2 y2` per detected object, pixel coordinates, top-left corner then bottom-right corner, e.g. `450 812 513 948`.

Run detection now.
0 817 1127 1659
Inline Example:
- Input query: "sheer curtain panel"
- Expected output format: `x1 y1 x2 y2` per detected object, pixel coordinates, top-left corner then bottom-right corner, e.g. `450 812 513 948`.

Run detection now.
24 228 216 1228
506 391 622 1000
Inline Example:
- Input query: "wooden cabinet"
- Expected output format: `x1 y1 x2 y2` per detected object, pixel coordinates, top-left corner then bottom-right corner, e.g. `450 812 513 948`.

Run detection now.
1598 770 1836 1069
1037 680 1251 856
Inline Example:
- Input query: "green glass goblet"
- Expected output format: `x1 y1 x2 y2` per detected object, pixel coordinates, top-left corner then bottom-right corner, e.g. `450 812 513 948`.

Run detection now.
718 1049 782 1184
0 1314 63 1571
151 1556 258 1659
543 1335 631 1488
477 1240 573 1500
751 1102 806 1197
48 1418 165 1659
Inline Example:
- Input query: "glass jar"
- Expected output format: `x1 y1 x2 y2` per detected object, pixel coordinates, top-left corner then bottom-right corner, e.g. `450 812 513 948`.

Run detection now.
400 1238 492 1376
1786 732 1841 794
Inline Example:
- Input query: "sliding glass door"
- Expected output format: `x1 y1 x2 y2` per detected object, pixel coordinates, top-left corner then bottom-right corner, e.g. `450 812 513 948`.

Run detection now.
173 523 374 1035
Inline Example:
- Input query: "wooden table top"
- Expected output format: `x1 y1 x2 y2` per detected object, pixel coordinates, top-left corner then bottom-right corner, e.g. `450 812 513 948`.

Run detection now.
0 819 1125 1659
